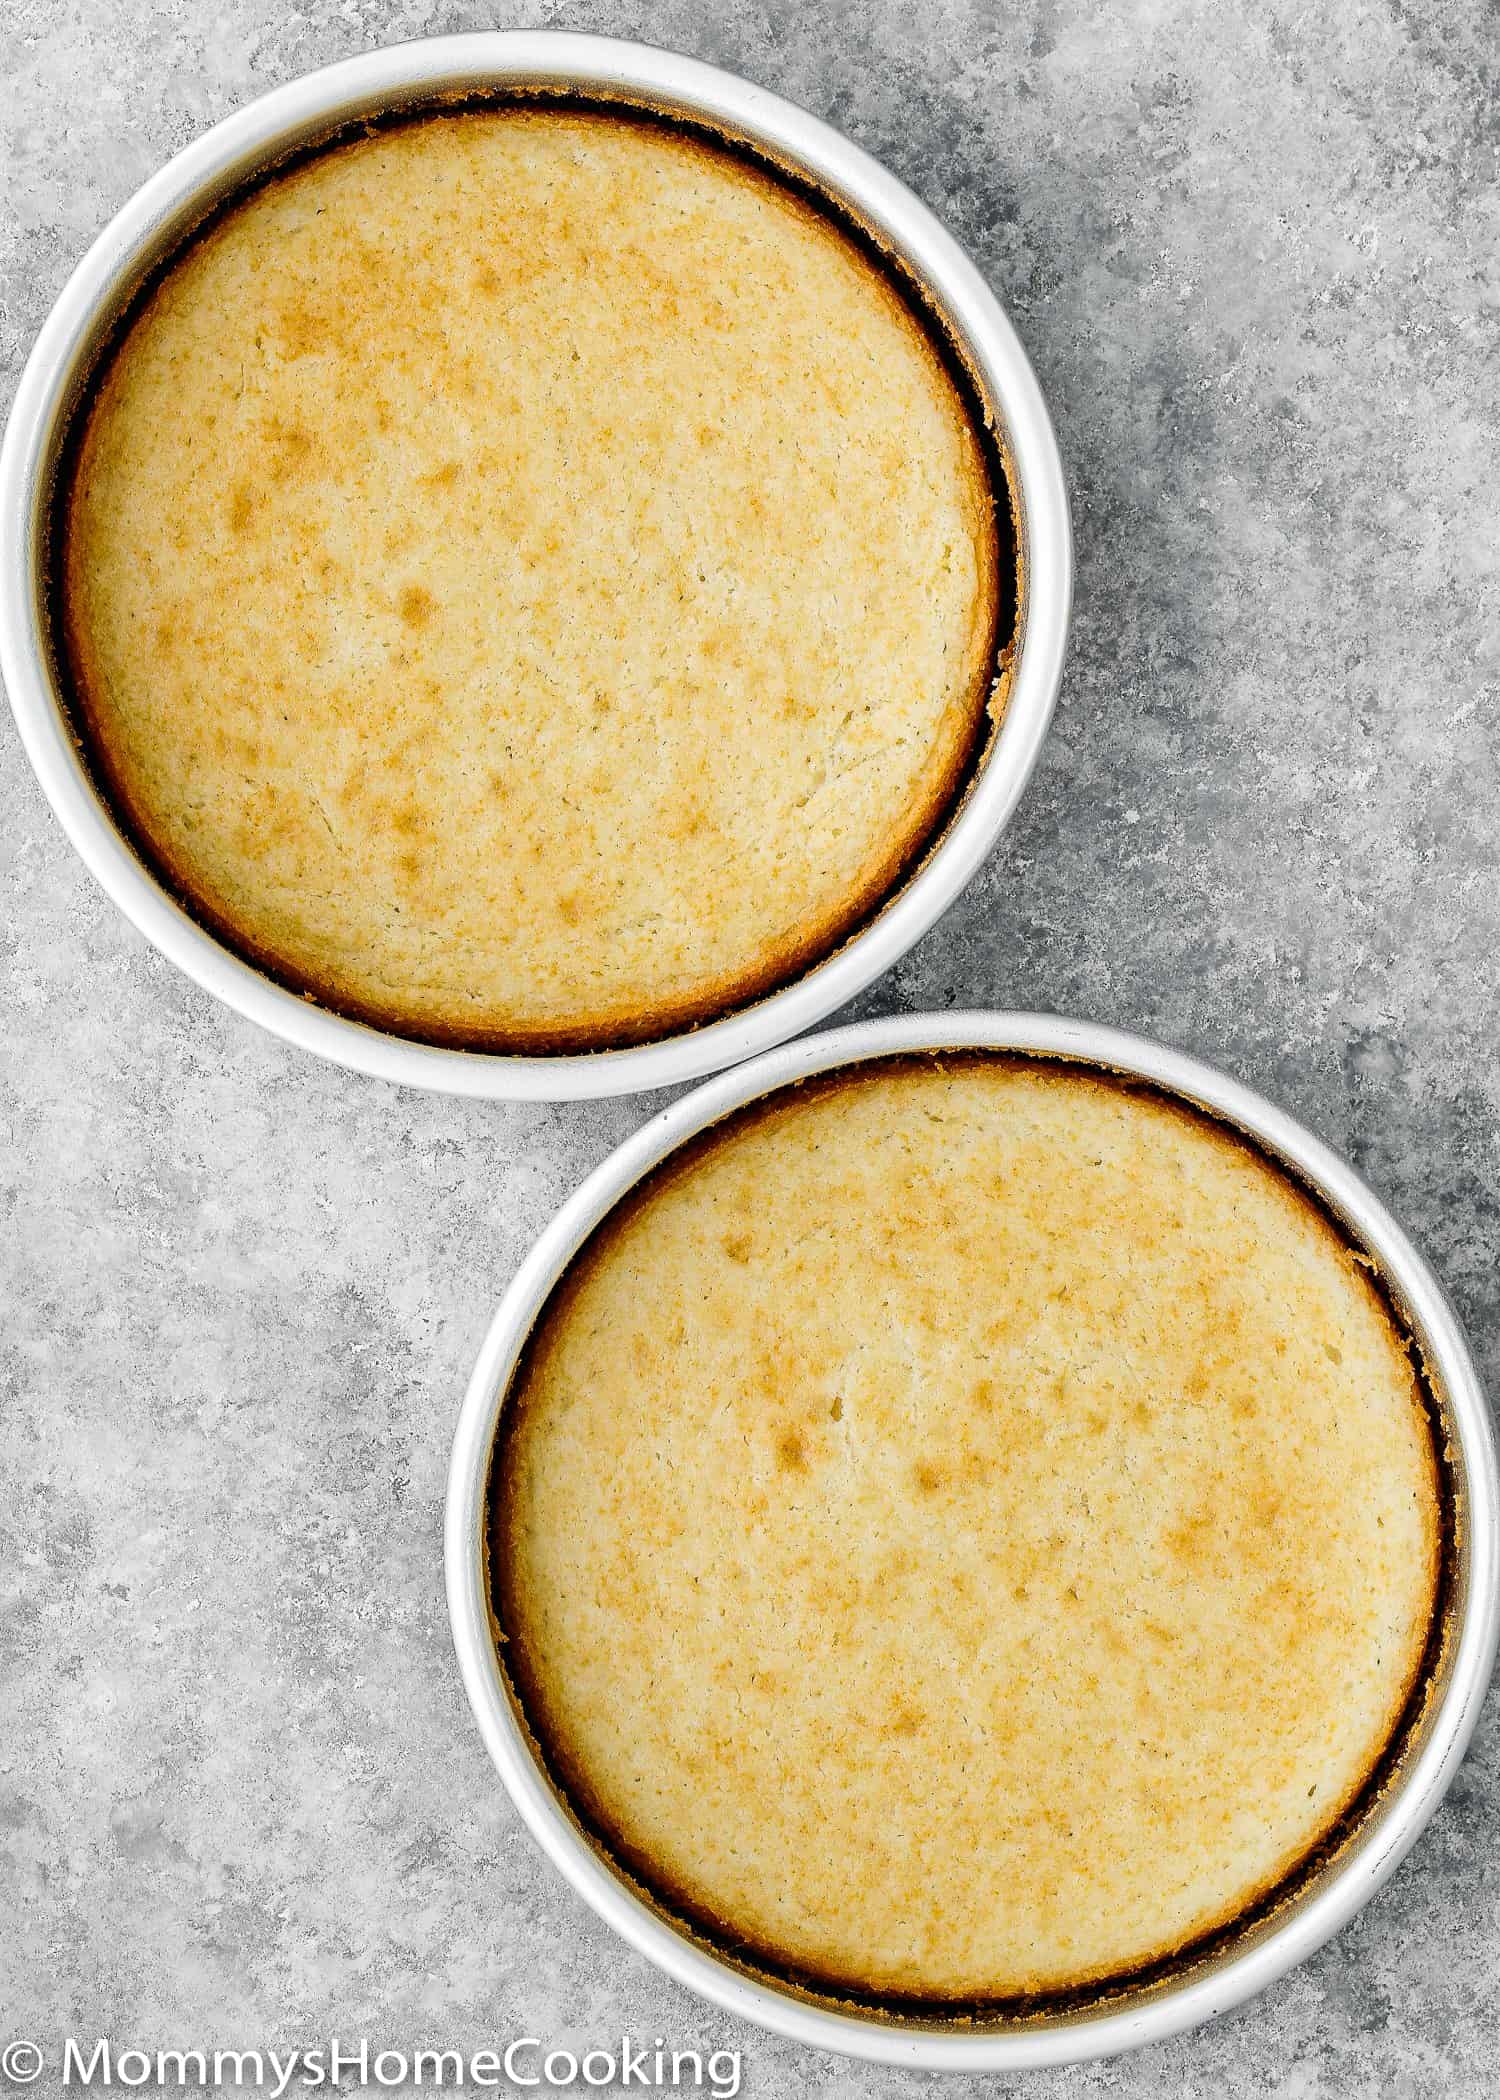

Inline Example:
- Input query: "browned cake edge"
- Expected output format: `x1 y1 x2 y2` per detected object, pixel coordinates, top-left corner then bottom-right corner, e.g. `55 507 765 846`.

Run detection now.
49 96 1019 1057
485 1050 1456 2024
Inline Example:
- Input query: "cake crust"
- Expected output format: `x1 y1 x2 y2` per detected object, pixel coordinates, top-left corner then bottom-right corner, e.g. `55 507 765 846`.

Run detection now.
58 106 1004 1052
491 1055 1444 2004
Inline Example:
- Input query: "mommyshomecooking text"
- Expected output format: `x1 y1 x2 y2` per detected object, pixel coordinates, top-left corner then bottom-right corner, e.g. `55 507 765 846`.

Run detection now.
52 2035 744 2095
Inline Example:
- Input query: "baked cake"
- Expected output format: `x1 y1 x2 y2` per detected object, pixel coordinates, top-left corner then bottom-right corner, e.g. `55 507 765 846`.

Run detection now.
58 108 1004 1051
491 1055 1443 2002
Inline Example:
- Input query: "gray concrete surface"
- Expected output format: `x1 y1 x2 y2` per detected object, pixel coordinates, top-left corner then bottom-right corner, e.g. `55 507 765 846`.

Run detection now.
3 0 1499 2093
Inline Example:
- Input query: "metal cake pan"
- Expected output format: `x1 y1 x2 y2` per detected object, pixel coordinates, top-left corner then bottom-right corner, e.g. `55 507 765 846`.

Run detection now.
0 33 1071 1100
446 1011 1499 2069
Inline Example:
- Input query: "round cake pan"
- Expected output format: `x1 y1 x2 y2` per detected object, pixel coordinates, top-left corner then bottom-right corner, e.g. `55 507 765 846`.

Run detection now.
0 33 1071 1102
446 1011 1499 2069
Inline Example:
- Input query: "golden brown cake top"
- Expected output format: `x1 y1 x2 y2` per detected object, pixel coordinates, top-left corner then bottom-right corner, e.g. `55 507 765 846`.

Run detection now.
493 1056 1442 2003
61 107 1002 1051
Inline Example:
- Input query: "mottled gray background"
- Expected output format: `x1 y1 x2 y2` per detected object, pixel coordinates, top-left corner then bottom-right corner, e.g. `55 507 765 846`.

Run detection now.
3 0 1498 2093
